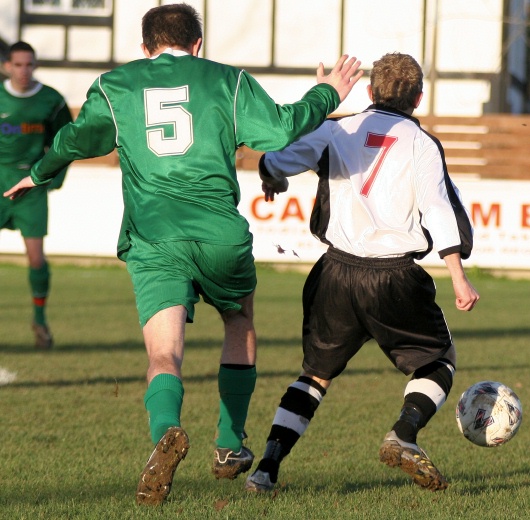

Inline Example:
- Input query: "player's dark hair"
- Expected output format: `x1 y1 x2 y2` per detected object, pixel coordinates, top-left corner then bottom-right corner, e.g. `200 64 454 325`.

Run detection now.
8 41 36 60
142 3 202 54
370 53 423 111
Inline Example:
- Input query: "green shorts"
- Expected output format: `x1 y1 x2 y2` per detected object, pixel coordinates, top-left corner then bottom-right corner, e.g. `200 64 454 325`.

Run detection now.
0 185 48 237
126 233 257 327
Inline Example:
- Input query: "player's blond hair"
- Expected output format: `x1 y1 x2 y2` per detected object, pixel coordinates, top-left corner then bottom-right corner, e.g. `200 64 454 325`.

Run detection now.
370 53 423 111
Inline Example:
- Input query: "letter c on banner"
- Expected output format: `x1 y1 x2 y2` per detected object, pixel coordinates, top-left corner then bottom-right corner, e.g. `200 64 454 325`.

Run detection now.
251 197 273 220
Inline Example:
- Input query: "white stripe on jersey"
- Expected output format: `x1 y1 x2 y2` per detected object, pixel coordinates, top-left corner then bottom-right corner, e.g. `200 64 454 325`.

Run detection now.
234 70 243 139
98 76 119 146
264 106 471 258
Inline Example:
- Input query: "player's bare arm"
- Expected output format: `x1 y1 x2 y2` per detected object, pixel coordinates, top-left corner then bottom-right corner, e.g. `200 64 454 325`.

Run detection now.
317 55 364 103
3 175 36 200
443 252 480 311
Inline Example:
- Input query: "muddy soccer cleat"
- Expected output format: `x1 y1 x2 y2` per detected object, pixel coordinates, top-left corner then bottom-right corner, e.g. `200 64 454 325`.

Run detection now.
32 322 53 349
245 469 275 493
136 426 190 506
379 430 448 491
212 446 254 480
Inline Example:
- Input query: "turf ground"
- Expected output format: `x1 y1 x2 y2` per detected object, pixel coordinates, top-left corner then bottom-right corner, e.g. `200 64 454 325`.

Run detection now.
0 261 529 519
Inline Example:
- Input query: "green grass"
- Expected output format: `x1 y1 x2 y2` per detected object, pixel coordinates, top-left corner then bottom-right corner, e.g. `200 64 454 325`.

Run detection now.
0 261 529 519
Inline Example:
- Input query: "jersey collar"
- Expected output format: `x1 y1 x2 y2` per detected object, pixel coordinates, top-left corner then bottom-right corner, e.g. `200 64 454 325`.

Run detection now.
150 48 191 60
3 79 43 98
365 104 420 126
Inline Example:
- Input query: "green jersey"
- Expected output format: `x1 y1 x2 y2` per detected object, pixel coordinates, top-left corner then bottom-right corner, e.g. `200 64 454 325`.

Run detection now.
0 79 72 192
30 49 340 259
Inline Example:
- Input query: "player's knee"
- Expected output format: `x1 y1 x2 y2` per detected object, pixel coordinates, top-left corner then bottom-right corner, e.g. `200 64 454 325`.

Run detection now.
413 358 455 396
221 305 253 324
221 293 254 323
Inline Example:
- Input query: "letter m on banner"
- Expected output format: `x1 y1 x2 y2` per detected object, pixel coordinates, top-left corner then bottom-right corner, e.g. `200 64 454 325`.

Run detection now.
471 203 501 227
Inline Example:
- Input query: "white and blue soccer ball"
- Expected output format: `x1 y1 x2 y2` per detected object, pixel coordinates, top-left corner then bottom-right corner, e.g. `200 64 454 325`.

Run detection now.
456 381 523 447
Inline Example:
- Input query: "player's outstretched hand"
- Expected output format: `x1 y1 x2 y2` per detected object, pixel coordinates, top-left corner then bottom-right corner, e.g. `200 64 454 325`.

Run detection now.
3 176 37 200
317 55 363 103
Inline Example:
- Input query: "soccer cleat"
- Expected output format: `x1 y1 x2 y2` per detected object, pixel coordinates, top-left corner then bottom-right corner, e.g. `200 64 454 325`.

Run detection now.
136 426 189 506
245 469 275 493
379 430 448 491
212 446 254 480
32 322 53 349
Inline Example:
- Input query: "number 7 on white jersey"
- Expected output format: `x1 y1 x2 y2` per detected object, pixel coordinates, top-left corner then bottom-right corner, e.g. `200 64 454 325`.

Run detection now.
360 132 398 197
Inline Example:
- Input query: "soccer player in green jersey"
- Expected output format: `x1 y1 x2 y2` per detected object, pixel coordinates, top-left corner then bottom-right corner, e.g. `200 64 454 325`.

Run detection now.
4 3 363 505
0 41 72 349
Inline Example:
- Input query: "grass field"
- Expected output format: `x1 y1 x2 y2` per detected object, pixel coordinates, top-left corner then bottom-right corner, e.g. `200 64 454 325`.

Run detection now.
0 261 529 519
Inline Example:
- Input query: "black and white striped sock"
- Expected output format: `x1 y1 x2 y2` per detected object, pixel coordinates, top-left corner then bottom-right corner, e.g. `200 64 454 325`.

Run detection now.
393 359 455 443
256 376 326 482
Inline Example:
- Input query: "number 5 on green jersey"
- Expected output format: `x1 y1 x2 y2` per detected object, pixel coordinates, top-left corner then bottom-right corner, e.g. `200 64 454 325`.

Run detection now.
144 86 193 156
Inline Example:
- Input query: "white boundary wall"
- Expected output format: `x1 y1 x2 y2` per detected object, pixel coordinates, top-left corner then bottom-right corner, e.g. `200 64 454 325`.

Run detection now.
0 0 511 116
1 166 530 270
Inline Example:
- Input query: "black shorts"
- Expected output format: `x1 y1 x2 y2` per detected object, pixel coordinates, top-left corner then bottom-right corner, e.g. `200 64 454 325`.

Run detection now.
301 247 454 379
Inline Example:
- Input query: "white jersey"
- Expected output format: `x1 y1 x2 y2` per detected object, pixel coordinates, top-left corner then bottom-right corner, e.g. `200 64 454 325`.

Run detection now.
261 105 473 259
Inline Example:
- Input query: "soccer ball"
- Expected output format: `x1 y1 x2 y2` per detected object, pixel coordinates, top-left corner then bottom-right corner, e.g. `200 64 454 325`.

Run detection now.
456 381 522 447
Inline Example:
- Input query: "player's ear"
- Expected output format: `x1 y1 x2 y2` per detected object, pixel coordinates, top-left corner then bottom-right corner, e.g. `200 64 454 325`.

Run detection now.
414 92 423 108
191 38 202 57
367 84 374 102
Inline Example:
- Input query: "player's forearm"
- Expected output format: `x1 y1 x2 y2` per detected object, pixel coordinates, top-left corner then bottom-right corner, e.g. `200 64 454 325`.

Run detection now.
298 83 340 119
443 251 480 311
236 72 339 151
274 84 339 145
30 154 70 185
442 252 467 283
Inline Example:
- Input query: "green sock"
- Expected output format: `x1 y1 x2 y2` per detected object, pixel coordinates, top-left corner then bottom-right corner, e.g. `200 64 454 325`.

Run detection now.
144 373 184 444
34 304 46 326
29 262 50 326
216 365 257 451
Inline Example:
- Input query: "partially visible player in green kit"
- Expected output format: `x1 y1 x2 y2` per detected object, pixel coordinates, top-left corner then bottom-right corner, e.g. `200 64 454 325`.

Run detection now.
4 3 363 506
0 41 72 349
